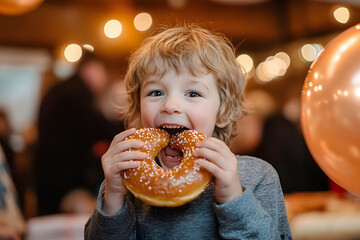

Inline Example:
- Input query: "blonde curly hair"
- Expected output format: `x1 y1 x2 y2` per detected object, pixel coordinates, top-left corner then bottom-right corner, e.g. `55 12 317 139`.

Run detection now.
122 24 246 143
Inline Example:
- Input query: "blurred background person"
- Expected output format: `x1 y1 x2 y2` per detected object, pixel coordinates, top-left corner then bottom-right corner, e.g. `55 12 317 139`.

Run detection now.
0 109 28 215
0 143 25 240
34 50 125 216
0 110 15 178
229 89 276 156
230 90 329 194
252 96 329 193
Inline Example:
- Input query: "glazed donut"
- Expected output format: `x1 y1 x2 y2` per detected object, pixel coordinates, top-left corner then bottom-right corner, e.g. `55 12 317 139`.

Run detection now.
121 128 212 207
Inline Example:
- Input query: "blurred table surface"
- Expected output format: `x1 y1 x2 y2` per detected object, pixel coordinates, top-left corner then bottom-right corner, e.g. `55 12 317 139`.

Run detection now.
285 191 360 240
24 192 360 240
25 214 90 240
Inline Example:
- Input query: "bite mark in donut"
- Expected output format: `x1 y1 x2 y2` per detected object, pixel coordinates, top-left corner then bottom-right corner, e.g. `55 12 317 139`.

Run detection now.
121 128 212 207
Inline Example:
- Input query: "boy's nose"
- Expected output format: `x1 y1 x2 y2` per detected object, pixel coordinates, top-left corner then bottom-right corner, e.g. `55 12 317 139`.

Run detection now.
160 97 182 114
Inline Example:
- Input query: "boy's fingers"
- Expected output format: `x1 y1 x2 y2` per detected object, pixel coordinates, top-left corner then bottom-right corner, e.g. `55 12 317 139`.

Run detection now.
196 158 223 178
115 161 141 173
193 148 224 168
103 151 147 166
107 160 141 175
109 128 137 149
105 139 144 159
196 137 231 158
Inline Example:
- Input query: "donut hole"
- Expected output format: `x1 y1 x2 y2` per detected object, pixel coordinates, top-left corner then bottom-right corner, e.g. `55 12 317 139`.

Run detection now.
155 145 184 169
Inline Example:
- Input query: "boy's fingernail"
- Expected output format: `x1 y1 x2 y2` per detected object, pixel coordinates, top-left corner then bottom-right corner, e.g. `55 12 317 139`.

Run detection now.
195 159 203 166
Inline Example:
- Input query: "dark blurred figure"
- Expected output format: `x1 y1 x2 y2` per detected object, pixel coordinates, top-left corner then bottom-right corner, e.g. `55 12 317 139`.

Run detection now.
253 112 329 193
34 51 124 215
0 110 14 174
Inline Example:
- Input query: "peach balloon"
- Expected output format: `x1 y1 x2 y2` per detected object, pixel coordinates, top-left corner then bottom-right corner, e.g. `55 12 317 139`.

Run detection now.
0 0 43 15
301 24 360 196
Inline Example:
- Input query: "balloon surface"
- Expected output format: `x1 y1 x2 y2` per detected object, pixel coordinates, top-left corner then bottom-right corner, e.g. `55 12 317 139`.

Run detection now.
0 0 43 15
301 24 360 196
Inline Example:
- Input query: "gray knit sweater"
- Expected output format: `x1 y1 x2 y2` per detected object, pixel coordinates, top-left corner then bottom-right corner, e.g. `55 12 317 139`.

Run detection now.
85 156 293 239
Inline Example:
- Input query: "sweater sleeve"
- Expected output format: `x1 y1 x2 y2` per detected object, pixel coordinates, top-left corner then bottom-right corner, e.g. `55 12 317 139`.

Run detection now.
84 183 137 240
213 156 293 240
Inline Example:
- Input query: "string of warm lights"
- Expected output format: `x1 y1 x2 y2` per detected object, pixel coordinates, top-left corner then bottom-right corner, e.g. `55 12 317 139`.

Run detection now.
63 12 153 63
235 5 350 84
62 5 351 86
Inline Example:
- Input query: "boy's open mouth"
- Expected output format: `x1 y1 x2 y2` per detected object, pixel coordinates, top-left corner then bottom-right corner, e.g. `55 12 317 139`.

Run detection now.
159 125 188 137
157 125 188 169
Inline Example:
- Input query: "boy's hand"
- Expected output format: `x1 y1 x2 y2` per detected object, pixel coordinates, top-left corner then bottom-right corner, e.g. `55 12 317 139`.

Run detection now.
101 128 146 214
194 137 243 204
0 225 21 240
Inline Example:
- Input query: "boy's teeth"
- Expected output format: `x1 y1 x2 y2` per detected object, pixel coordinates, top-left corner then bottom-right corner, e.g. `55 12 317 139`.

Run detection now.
162 125 183 129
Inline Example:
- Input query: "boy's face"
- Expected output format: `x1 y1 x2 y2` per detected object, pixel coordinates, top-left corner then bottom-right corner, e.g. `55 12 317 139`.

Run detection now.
140 69 221 168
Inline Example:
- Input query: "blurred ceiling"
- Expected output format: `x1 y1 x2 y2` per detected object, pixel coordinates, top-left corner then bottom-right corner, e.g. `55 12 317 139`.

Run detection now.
1 0 360 59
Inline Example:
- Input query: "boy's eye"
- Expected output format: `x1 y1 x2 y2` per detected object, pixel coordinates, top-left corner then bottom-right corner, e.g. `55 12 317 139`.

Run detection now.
149 90 164 97
185 91 201 97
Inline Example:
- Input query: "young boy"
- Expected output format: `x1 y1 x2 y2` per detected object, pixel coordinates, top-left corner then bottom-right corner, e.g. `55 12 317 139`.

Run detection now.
85 25 293 239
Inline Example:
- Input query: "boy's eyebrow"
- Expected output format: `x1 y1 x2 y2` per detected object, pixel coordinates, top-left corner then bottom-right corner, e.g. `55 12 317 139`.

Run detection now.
188 79 210 91
142 78 159 89
142 76 211 91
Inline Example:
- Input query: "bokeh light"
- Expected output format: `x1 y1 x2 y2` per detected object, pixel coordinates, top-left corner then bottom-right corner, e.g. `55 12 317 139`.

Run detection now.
82 44 94 52
301 44 317 62
134 12 153 31
264 56 282 77
64 43 82 62
274 52 290 68
333 7 350 24
256 62 272 82
255 52 291 83
104 19 122 38
236 54 254 74
300 43 323 62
